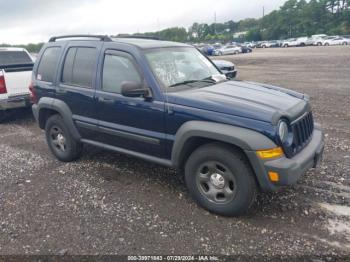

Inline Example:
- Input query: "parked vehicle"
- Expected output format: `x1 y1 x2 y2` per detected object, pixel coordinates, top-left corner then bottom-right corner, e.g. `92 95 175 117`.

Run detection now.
260 41 279 48
214 45 242 56
212 59 237 79
200 45 215 56
323 36 350 46
244 42 256 48
282 38 299 47
307 35 328 46
31 35 324 216
239 45 253 53
296 37 308 46
0 47 34 121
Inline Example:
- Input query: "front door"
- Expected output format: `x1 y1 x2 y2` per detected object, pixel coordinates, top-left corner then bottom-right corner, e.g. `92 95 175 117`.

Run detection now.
95 50 166 158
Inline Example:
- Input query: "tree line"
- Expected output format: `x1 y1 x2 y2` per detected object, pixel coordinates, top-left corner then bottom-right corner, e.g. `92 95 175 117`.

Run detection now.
127 0 350 42
2 0 349 52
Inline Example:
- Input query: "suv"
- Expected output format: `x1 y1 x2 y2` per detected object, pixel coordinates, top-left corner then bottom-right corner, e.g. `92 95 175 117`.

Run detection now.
31 35 325 216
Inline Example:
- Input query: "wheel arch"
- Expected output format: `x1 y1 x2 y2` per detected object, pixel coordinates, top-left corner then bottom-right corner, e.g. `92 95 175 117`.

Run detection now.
37 97 81 140
171 121 276 169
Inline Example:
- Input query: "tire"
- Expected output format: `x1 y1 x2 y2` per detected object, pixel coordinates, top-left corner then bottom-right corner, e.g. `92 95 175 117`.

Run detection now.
284 44 288 48
324 43 329 46
45 114 83 162
218 51 223 56
342 42 348 45
317 42 322 46
184 142 257 216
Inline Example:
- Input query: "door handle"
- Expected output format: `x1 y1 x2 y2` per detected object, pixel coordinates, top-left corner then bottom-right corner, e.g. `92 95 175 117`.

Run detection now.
98 97 114 104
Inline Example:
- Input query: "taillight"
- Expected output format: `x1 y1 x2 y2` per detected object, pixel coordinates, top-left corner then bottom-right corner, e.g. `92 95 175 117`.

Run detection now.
29 81 38 104
0 71 7 94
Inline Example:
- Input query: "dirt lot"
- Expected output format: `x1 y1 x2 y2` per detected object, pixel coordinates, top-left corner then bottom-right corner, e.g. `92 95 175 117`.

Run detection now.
0 46 349 259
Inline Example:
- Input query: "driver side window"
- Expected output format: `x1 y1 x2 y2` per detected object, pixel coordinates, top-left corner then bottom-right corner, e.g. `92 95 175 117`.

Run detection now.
102 53 141 94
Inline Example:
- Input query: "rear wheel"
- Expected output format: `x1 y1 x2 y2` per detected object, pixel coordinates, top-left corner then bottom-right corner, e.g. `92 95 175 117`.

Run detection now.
184 143 257 216
45 114 83 162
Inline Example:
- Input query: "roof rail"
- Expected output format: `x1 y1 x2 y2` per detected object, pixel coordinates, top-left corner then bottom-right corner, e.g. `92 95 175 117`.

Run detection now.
49 35 112 42
116 35 161 41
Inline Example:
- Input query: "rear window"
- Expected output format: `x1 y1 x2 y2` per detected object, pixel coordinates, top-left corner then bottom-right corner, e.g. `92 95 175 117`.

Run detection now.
61 47 97 88
0 51 32 66
37 47 61 83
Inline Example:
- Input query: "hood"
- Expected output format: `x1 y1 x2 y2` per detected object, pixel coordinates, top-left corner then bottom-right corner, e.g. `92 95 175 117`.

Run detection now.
212 60 235 68
166 80 309 124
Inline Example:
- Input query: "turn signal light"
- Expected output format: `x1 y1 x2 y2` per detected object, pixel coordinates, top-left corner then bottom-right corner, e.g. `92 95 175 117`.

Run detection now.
268 171 280 182
256 147 284 159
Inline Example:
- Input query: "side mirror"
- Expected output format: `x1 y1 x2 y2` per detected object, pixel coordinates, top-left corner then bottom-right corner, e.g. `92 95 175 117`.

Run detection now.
121 81 151 99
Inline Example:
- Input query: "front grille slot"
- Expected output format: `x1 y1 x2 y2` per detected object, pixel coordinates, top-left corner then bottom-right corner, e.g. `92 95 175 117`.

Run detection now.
290 111 314 155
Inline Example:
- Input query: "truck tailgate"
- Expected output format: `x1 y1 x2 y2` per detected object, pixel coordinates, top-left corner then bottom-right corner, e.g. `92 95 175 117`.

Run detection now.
4 71 32 96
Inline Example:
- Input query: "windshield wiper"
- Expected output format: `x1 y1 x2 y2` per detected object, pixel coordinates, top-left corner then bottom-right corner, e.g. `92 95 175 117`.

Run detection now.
169 78 216 87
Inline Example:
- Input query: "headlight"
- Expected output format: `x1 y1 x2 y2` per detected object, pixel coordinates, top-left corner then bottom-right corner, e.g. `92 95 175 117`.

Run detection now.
278 121 289 143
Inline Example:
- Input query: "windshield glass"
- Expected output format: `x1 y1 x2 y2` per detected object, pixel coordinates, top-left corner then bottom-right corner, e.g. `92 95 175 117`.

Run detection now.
144 47 223 90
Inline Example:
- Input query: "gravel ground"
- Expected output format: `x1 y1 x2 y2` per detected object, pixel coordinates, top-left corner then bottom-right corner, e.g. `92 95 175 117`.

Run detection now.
0 46 349 259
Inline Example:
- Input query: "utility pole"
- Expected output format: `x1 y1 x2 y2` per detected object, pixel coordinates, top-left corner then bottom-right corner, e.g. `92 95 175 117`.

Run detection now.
263 6 265 18
214 11 217 35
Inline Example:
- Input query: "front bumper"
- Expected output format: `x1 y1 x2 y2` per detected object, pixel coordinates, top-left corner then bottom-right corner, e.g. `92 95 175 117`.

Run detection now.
0 94 31 111
246 125 325 191
223 70 237 79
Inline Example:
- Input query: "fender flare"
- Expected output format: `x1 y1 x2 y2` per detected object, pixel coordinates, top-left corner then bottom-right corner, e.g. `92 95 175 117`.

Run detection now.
36 97 81 140
171 121 277 168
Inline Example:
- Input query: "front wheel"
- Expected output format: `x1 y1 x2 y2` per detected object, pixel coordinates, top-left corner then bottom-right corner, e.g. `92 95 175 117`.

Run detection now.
45 114 83 162
184 143 257 216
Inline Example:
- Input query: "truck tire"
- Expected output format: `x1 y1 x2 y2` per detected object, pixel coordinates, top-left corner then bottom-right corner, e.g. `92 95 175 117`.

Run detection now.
184 142 257 216
45 114 83 162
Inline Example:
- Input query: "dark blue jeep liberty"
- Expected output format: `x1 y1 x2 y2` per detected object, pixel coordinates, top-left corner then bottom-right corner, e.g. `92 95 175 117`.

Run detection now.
31 35 325 216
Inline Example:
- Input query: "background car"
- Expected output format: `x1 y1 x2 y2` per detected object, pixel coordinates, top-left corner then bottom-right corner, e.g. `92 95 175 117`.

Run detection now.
214 45 242 55
261 41 279 48
282 38 299 47
212 59 237 79
323 36 350 46
239 45 253 53
296 37 308 46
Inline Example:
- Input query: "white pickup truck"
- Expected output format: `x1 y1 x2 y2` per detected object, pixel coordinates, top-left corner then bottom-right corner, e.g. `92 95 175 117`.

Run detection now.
0 47 34 121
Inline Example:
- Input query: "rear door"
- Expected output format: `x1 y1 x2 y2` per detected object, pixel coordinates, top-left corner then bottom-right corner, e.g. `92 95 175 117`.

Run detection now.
55 42 102 139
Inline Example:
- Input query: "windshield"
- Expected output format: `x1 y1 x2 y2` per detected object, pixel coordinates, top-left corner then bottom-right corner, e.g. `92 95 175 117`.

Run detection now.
144 47 223 91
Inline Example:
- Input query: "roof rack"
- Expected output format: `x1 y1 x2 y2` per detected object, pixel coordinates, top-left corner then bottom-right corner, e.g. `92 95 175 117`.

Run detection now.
116 35 161 41
49 35 112 42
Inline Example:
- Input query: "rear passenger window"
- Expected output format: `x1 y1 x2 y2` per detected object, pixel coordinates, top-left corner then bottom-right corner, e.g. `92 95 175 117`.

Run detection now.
62 47 97 88
37 47 61 82
102 54 141 94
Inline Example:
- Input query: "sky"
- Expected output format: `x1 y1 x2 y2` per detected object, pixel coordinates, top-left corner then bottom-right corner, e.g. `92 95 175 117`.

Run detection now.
0 0 287 44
